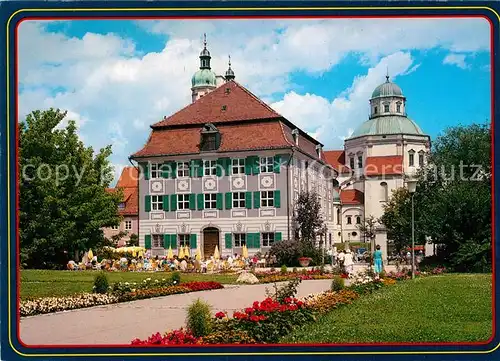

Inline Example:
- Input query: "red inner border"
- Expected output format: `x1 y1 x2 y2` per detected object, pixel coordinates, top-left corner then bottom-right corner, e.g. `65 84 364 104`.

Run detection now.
12 14 497 350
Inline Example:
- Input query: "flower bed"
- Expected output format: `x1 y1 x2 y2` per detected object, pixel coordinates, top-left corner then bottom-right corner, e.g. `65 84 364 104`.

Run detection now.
301 289 359 314
21 281 224 317
255 269 333 284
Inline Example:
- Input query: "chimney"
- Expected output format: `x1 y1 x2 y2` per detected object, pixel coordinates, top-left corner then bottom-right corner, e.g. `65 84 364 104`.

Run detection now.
292 128 299 146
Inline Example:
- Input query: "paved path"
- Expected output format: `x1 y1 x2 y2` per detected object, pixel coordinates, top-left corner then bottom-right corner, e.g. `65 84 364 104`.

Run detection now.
20 280 334 345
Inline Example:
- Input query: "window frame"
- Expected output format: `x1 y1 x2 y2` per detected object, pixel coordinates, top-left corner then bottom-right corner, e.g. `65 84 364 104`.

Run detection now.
204 160 217 176
357 155 363 169
125 220 132 230
418 151 425 167
408 150 415 167
178 234 190 248
233 192 246 208
204 193 217 209
349 157 355 169
261 190 275 208
234 233 246 247
262 232 275 247
356 216 361 225
178 194 190 210
380 181 389 202
152 234 162 248
111 224 119 230
150 163 160 179
260 156 274 173
177 161 190 178
396 102 401 113
347 216 352 225
384 104 390 113
151 195 163 211
232 158 245 175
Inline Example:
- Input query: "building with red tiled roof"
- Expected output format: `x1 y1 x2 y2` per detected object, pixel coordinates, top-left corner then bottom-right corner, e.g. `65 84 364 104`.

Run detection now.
130 40 337 258
103 166 139 246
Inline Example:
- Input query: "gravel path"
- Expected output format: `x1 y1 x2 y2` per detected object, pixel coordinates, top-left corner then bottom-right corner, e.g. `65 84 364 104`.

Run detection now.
20 279 334 345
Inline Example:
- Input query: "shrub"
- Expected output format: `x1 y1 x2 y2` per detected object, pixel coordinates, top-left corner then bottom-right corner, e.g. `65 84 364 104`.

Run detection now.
186 299 212 337
292 267 298 273
302 289 359 314
280 265 288 275
269 278 302 304
269 238 322 267
131 329 199 345
331 276 344 292
93 272 109 294
171 271 181 284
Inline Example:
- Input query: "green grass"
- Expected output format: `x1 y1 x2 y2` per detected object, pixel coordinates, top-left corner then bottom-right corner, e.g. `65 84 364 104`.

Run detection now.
20 270 239 299
282 274 492 343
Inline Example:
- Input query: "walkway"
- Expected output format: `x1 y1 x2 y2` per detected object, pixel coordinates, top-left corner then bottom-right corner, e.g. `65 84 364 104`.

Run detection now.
20 279 334 345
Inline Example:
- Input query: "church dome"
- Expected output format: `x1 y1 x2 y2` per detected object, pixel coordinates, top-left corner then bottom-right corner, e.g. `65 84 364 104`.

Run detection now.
350 115 424 138
191 68 217 88
371 78 404 98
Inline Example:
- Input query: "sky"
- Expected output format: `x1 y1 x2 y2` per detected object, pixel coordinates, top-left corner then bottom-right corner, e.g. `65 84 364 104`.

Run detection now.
17 18 491 184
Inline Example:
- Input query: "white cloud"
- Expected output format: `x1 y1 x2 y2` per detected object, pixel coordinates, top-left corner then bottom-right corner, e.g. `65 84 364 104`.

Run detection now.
443 53 469 69
17 18 490 181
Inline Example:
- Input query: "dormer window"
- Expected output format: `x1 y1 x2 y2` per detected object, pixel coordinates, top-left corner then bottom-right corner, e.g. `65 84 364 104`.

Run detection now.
200 123 220 152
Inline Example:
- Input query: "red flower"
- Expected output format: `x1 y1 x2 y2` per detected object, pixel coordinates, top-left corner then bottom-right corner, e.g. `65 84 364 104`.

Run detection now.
249 315 260 322
244 307 254 314
233 311 248 320
215 311 226 319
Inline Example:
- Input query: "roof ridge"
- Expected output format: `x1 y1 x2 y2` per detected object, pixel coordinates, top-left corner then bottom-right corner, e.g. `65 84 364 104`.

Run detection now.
278 120 295 147
232 80 282 117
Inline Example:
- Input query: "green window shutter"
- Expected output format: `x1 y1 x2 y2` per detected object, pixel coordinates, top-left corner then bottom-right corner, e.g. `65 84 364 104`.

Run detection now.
225 233 232 249
145 195 151 212
224 158 231 176
171 234 177 249
189 194 196 210
245 192 252 209
216 193 223 210
196 160 204 177
197 194 204 210
145 235 152 249
162 195 169 212
216 159 224 177
189 160 196 178
163 234 170 249
273 154 282 173
253 233 261 248
252 156 260 175
225 192 232 210
171 162 177 179
275 232 282 242
139 163 149 180
162 163 170 178
245 156 253 175
170 194 177 211
246 233 253 248
190 234 197 249
253 191 261 209
274 190 281 208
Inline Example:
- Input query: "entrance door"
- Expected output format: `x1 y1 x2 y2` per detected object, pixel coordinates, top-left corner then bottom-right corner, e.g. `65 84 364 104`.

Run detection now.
203 227 220 259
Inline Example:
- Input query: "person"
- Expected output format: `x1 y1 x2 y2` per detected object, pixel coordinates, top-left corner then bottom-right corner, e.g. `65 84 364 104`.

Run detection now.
332 247 338 266
344 249 354 275
373 245 384 277
406 251 411 265
179 257 188 272
326 247 333 266
338 250 345 271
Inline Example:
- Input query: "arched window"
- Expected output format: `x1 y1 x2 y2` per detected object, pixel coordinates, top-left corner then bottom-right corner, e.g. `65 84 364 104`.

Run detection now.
347 216 352 225
374 106 378 114
418 150 425 167
356 216 361 224
380 182 388 202
384 104 390 112
336 208 341 225
408 149 415 167
396 102 402 113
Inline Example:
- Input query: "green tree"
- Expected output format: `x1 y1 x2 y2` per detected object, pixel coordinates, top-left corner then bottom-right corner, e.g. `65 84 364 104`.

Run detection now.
293 191 326 242
19 109 122 269
127 233 139 247
380 123 491 271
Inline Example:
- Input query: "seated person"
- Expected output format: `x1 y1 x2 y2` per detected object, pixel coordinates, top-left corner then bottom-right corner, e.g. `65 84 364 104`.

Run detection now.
67 260 76 270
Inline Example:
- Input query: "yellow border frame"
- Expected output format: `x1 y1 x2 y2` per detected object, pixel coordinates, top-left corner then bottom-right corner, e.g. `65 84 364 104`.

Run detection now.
6 5 500 357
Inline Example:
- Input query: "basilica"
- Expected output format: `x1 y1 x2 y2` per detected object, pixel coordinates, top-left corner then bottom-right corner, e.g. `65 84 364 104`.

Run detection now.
123 37 431 261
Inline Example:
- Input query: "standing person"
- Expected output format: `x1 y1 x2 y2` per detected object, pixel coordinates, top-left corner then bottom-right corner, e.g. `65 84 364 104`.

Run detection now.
373 245 384 277
332 246 338 266
344 249 354 276
338 250 345 272
326 247 333 266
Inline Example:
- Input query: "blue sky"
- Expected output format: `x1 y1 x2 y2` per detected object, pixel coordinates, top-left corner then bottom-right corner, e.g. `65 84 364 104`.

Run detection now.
18 18 491 183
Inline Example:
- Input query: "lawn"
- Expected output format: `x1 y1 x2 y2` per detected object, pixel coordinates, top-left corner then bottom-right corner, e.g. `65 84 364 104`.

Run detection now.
20 270 239 299
282 274 492 343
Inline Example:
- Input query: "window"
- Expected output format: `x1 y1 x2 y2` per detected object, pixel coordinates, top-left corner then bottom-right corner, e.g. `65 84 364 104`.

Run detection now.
178 194 190 210
118 203 125 210
152 234 162 248
352 231 358 237
177 162 190 178
204 193 217 209
384 104 390 112
260 157 274 173
151 195 163 211
380 182 388 202
349 157 355 169
125 220 132 230
232 158 245 175
408 150 415 167
179 234 190 248
337 209 341 225
261 191 274 207
357 155 363 168
396 103 401 113
347 216 352 224
150 163 160 178
111 225 119 230
374 106 378 114
204 160 217 176
262 232 275 247
234 233 246 247
356 216 361 225
233 192 245 208
201 134 217 151
419 151 425 167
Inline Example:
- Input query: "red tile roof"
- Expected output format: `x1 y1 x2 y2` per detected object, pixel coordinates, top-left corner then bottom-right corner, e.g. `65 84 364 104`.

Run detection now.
365 156 403 176
323 150 351 173
106 166 139 216
340 189 364 205
152 80 282 128
116 166 139 188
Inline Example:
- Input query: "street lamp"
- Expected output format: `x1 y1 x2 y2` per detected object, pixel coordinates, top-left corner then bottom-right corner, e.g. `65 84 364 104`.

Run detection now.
406 178 417 279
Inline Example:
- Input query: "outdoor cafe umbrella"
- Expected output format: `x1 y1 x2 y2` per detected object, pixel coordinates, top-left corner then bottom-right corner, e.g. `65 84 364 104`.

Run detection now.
184 245 191 258
167 246 173 260
87 249 93 261
179 246 185 259
242 244 248 259
213 245 220 260
195 246 202 261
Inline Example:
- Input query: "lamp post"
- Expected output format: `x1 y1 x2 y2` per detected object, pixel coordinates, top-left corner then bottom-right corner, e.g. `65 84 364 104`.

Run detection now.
406 178 417 279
